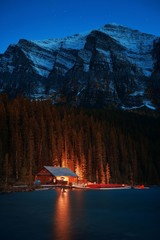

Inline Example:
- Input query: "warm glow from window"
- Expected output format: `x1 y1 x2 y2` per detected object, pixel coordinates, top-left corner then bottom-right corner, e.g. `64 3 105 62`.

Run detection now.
57 176 68 181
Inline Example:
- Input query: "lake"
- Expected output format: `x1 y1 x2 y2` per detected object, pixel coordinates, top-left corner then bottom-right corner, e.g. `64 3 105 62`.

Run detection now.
0 188 160 240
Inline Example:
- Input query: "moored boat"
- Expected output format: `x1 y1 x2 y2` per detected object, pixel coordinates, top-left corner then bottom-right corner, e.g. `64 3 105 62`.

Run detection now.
133 185 149 189
35 187 50 191
72 184 86 189
86 183 131 189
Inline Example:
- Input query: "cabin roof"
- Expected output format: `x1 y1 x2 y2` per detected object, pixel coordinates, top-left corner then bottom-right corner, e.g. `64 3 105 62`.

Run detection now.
44 166 77 177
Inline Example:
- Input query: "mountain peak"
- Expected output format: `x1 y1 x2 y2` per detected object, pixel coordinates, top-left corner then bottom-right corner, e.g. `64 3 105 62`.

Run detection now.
103 23 127 28
0 24 159 110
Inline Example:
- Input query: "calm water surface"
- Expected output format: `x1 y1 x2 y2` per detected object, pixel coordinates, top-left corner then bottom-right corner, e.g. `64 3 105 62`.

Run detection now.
0 188 160 240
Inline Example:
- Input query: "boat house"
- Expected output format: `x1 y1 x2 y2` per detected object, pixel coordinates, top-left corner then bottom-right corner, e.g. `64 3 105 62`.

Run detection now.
35 166 78 185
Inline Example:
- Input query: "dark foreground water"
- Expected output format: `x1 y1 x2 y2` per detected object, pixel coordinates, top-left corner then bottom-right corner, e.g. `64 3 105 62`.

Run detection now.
0 188 160 240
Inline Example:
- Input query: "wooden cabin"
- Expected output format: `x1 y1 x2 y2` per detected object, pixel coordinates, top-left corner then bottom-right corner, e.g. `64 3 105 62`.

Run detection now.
35 166 78 185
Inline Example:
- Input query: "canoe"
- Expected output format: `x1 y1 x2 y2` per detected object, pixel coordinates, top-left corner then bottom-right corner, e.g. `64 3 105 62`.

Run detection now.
86 183 130 189
133 185 149 189
35 188 50 191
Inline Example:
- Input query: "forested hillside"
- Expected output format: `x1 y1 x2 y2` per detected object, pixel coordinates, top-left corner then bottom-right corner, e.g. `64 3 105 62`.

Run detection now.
0 94 160 185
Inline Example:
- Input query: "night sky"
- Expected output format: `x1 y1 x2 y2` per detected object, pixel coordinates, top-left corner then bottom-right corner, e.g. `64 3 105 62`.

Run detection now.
1 0 160 53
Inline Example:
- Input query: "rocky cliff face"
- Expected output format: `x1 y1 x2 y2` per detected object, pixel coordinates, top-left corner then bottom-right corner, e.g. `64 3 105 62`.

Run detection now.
0 23 159 110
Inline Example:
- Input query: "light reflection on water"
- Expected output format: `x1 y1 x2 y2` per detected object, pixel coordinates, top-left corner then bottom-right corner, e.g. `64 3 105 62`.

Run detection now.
54 190 71 240
52 188 160 240
0 188 160 240
53 189 85 240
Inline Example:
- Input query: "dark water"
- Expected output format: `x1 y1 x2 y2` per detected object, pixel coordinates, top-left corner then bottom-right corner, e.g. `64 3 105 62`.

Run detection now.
0 188 160 240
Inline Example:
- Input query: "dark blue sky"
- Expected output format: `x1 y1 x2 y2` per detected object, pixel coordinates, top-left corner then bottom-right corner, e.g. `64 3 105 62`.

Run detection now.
1 0 160 53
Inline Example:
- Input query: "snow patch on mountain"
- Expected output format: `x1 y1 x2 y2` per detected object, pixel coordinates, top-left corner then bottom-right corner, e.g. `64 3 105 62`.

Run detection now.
143 100 156 110
14 24 156 78
18 41 56 77
32 32 88 51
121 99 156 110
96 48 113 71
55 51 76 72
121 105 144 110
27 52 54 77
62 33 88 50
18 33 88 77
109 80 116 94
78 49 92 72
0 48 15 73
77 87 86 96
129 90 144 96
100 24 156 76
31 86 56 100
0 23 159 110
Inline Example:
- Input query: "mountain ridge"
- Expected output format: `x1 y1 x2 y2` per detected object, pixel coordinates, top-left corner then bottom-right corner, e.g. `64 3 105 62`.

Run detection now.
0 23 160 110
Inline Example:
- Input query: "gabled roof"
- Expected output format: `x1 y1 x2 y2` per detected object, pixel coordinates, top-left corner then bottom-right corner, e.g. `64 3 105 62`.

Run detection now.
44 166 77 177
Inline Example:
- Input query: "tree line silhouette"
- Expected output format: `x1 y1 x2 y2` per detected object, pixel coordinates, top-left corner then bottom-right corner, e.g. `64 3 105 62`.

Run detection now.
0 94 159 185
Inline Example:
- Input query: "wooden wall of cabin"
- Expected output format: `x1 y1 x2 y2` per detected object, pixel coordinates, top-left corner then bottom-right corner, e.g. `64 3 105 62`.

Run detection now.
35 175 54 184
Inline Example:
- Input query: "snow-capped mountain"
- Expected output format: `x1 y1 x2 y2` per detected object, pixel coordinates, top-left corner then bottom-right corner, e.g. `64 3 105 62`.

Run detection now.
0 23 160 109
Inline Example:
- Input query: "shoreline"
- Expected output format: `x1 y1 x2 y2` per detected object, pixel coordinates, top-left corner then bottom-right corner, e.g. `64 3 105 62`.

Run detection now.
0 184 74 193
0 183 158 193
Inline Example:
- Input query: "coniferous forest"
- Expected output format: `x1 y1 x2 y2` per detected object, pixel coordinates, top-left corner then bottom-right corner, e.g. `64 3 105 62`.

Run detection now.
0 94 160 185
